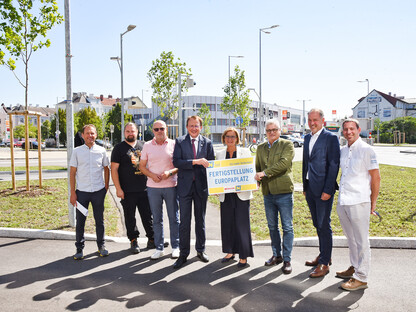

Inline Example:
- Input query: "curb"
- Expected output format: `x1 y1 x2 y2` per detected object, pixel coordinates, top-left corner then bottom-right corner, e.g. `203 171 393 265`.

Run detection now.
1 227 415 249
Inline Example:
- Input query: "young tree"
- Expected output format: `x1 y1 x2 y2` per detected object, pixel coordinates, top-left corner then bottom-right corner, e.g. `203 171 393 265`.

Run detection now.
221 65 251 128
0 0 64 110
147 51 192 119
197 103 212 136
104 103 132 145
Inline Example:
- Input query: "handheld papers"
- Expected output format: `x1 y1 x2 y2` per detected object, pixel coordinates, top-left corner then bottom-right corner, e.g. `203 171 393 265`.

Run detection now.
207 157 258 195
76 201 89 216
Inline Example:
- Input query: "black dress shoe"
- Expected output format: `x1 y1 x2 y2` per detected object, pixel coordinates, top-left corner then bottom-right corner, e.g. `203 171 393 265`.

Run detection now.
197 252 209 263
264 255 283 266
237 260 248 268
173 256 187 269
282 261 292 274
221 255 235 263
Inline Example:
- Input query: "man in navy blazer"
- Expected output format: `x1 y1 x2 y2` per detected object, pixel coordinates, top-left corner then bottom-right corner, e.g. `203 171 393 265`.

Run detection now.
302 108 340 278
172 115 215 269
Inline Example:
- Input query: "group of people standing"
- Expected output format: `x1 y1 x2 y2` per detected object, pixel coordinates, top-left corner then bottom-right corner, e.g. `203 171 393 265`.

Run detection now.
69 108 380 292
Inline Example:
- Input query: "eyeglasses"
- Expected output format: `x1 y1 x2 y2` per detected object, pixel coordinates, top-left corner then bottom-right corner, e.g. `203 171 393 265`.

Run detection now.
266 128 280 133
225 135 236 139
153 127 165 132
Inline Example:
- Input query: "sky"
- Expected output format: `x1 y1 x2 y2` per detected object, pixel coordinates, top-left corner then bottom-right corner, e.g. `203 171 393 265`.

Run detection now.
1 0 416 119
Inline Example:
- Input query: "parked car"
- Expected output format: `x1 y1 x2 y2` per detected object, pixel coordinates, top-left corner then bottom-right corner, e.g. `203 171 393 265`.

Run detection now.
280 135 304 148
95 139 112 149
14 140 24 148
0 141 6 147
21 141 46 150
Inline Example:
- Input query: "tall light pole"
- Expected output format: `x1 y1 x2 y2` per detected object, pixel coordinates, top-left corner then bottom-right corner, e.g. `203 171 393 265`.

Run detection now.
297 99 311 135
259 24 279 141
358 78 370 94
111 24 136 141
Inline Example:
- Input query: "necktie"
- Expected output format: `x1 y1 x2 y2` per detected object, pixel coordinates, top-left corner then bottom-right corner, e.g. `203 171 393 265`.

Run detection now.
191 139 197 159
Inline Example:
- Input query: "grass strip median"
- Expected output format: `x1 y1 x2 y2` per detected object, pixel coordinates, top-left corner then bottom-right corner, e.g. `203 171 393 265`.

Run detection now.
0 179 121 236
209 162 416 240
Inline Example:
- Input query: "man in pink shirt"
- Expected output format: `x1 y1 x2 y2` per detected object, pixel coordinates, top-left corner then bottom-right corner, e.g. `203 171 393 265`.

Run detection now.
139 120 180 260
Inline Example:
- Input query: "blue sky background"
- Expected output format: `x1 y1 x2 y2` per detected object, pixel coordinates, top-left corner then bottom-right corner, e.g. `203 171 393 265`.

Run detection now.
1 0 415 119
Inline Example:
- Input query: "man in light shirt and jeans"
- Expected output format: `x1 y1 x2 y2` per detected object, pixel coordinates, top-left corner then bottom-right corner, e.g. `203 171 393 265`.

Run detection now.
139 120 180 260
70 124 110 260
336 118 381 291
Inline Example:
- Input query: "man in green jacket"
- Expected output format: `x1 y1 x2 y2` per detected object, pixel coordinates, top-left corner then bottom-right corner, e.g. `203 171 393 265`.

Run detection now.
255 119 295 274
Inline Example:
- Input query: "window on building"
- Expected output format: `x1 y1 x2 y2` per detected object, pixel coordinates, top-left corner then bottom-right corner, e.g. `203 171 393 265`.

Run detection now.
357 110 365 118
144 114 150 119
383 109 391 118
291 114 301 124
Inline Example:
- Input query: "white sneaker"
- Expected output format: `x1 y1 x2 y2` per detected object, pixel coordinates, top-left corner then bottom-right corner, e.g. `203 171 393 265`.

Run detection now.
171 248 180 259
150 250 164 260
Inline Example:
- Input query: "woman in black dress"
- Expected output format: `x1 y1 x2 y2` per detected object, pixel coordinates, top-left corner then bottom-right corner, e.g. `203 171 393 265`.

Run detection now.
216 127 254 268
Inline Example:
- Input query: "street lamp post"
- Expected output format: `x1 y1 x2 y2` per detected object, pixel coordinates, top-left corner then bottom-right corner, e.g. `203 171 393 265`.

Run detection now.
259 24 279 141
358 78 370 95
297 99 311 135
111 24 136 142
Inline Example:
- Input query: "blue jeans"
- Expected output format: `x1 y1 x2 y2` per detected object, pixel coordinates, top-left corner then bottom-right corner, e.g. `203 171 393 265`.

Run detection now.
147 187 180 250
263 193 294 262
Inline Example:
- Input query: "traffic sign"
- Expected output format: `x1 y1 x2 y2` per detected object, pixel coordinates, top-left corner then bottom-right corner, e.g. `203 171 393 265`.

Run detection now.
236 116 243 125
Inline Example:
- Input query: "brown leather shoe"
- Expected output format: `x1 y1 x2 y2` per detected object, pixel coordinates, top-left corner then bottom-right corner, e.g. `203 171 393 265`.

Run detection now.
282 261 292 274
309 264 330 278
336 266 355 279
305 256 332 266
264 255 283 266
341 278 368 291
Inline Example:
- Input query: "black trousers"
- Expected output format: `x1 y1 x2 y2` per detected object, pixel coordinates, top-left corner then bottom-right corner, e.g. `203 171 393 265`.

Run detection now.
75 188 106 250
220 193 254 259
120 191 154 241
178 182 207 257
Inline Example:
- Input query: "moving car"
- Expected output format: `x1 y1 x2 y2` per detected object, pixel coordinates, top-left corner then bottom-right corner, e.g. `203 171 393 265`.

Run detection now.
280 135 304 148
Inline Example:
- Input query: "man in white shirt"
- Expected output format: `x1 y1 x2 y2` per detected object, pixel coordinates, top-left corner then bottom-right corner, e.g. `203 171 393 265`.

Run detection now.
70 124 110 260
336 118 381 291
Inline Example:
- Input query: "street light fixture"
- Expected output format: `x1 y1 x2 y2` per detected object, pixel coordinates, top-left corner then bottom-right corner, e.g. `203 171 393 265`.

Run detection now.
111 24 136 141
358 78 370 95
259 24 279 141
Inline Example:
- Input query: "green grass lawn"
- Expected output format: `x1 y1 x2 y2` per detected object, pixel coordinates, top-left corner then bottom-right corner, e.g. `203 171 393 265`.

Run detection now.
0 179 121 236
209 162 416 240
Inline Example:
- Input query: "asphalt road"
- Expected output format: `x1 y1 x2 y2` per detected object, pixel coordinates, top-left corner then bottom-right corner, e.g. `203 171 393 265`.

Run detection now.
1 237 415 312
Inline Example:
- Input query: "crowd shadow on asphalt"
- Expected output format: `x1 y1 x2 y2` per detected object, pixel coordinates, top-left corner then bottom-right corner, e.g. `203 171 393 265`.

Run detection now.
0 247 364 311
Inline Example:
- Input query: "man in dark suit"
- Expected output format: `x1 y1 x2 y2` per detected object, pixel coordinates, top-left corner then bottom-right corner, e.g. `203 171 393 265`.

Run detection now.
172 115 215 269
302 108 340 278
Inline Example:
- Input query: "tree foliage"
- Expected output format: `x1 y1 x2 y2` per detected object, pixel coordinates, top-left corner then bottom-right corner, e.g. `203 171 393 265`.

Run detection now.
197 103 212 136
41 119 51 138
75 106 103 139
221 65 251 128
0 0 64 110
147 51 192 119
13 122 37 139
104 103 132 145
378 116 416 144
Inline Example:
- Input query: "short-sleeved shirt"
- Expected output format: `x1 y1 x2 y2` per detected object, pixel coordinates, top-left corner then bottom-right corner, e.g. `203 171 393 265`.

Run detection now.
338 138 379 205
69 143 109 192
141 138 176 188
111 141 147 193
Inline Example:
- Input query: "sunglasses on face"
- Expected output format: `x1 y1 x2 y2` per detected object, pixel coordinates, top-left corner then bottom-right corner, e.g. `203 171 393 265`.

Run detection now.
153 127 165 132
266 128 279 133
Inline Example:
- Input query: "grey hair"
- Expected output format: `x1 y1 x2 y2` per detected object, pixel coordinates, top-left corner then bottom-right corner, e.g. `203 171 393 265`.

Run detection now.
265 118 280 129
308 108 324 118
